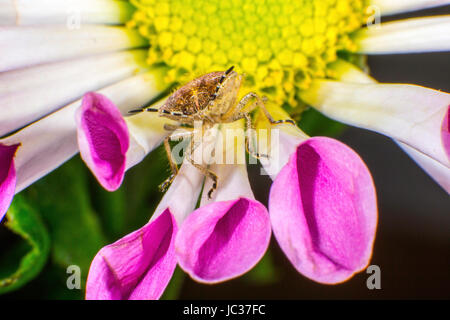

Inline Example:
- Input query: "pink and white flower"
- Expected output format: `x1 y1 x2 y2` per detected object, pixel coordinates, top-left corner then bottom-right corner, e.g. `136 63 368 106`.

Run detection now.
79 97 377 297
0 0 448 300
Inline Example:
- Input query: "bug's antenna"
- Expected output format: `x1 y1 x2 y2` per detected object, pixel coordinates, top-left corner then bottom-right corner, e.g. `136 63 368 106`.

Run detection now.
128 107 159 114
225 66 234 75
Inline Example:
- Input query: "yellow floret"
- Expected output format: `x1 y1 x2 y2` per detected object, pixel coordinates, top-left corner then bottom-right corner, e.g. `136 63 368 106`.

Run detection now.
129 0 370 109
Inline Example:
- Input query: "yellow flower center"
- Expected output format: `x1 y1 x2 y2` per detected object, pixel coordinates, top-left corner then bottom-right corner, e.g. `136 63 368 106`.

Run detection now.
128 0 370 110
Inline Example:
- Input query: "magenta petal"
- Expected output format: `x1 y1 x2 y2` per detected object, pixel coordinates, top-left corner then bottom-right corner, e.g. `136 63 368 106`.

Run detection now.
76 92 129 191
442 105 450 160
175 198 271 283
0 143 19 222
269 137 377 284
86 209 178 300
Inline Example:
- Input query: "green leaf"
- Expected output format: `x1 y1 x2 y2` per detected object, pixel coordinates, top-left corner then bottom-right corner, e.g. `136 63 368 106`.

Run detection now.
24 157 107 280
0 195 50 294
89 181 127 242
298 108 347 137
160 266 185 300
121 145 168 232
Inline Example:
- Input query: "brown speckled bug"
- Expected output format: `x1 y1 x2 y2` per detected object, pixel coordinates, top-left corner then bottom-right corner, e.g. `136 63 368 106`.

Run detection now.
129 66 294 198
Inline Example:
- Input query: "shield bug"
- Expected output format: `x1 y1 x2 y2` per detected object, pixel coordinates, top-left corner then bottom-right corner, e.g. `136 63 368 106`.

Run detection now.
129 66 295 198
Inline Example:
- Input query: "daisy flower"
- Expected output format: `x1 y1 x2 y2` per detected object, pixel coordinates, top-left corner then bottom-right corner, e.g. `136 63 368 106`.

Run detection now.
0 0 449 299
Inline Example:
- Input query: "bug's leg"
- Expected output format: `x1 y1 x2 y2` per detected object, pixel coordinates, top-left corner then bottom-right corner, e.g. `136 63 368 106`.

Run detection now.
159 135 180 192
185 136 218 199
128 107 159 114
187 158 218 199
233 92 296 126
243 113 269 159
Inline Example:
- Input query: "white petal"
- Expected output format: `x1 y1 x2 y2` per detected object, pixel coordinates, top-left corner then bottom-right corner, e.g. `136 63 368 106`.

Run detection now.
0 0 134 26
328 59 375 84
0 50 147 136
125 100 174 170
2 72 163 193
153 161 205 225
397 141 450 193
0 26 146 72
200 123 254 205
355 16 450 54
371 0 450 16
300 81 450 167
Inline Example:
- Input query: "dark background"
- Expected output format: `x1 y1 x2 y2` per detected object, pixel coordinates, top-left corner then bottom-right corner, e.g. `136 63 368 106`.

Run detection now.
179 7 450 299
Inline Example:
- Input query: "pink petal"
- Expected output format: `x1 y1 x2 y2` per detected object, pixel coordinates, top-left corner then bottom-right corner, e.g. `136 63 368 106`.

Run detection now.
86 209 178 300
0 143 19 222
76 92 129 191
175 197 271 283
442 105 450 160
269 137 377 284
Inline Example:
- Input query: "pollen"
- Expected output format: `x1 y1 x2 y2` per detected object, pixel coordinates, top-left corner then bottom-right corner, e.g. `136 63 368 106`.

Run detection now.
128 0 370 109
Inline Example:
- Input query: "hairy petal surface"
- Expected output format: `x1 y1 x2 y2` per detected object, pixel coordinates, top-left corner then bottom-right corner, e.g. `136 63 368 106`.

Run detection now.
176 198 271 283
86 209 177 300
0 143 19 221
76 92 129 191
269 137 377 284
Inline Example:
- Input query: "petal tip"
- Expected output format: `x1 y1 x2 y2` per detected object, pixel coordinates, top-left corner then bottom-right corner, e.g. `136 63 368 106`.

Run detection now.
86 208 178 300
269 137 377 284
76 92 129 191
176 197 271 284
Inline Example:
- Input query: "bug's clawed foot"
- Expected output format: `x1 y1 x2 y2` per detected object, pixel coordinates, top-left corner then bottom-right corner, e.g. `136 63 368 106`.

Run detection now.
271 119 296 126
207 180 218 200
250 152 270 160
159 174 176 192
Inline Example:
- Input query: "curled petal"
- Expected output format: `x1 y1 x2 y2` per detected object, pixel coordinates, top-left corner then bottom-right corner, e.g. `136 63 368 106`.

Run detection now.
86 209 178 300
0 143 19 221
176 198 271 283
76 92 129 191
269 137 377 284
329 59 450 193
0 73 161 195
300 81 450 167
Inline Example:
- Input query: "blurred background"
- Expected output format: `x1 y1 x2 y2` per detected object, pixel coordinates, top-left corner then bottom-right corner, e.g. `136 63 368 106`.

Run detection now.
0 6 449 300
